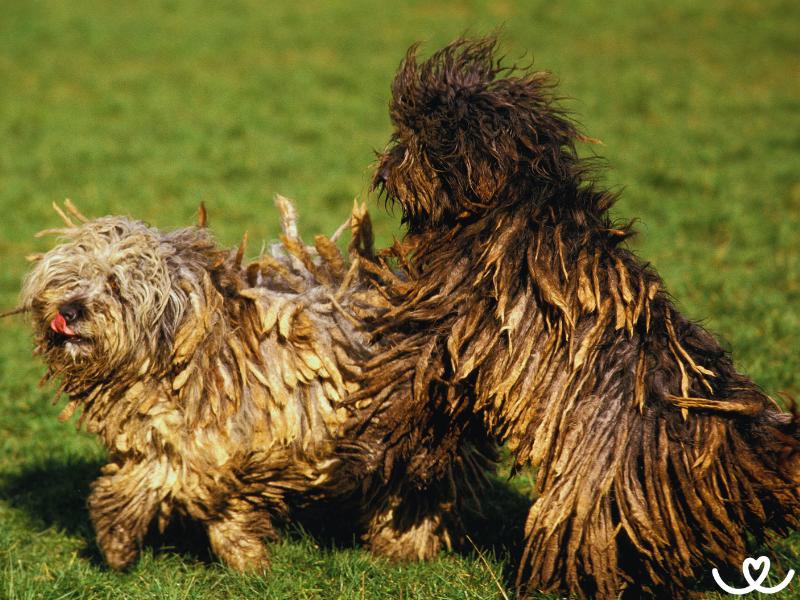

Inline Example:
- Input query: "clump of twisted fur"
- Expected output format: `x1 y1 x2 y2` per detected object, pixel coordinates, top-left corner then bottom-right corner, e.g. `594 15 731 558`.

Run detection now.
353 37 800 598
20 199 396 571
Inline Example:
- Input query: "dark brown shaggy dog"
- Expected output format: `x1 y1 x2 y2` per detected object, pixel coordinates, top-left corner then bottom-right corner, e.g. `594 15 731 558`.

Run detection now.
353 37 800 597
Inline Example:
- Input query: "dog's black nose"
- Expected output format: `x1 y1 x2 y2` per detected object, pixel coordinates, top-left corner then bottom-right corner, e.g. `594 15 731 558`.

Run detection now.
370 167 389 191
58 301 82 324
372 167 389 189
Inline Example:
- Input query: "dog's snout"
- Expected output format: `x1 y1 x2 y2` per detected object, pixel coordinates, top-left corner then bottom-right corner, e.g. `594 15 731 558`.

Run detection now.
371 164 390 191
58 301 82 324
376 166 389 183
373 144 406 188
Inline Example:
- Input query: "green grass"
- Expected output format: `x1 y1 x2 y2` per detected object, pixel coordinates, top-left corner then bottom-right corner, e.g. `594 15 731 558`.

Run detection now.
1 0 799 597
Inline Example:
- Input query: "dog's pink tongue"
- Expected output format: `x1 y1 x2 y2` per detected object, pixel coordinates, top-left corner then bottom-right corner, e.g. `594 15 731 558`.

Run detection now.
50 312 75 336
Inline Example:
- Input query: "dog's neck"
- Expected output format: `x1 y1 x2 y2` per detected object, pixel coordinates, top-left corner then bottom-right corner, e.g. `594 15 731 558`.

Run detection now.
396 182 630 324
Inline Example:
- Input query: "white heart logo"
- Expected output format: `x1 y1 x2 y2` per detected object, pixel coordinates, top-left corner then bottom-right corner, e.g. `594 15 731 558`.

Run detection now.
712 555 795 595
742 556 770 587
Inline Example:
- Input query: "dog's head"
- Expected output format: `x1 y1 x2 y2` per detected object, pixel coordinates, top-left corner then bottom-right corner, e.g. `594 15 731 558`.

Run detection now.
20 217 214 389
373 36 584 232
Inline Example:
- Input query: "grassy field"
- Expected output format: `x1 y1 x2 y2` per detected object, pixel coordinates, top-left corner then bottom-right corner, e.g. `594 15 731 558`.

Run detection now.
1 0 798 597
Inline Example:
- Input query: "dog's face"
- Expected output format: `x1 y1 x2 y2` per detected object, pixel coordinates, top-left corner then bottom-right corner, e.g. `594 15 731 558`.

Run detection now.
20 217 190 386
373 37 581 232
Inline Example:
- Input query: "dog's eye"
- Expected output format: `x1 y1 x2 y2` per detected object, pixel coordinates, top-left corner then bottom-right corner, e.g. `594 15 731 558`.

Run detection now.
107 274 121 294
30 298 47 315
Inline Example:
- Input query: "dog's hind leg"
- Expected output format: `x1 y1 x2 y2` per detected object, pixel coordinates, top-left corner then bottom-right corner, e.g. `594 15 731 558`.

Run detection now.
362 477 463 561
362 440 494 561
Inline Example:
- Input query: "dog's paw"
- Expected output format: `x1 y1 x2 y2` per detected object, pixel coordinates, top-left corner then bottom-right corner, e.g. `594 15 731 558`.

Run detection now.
98 523 138 570
365 507 454 562
223 545 271 573
208 519 272 573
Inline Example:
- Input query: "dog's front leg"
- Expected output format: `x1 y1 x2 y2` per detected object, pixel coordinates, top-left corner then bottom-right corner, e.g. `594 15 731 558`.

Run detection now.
206 502 277 572
200 495 278 572
201 451 291 572
88 460 168 570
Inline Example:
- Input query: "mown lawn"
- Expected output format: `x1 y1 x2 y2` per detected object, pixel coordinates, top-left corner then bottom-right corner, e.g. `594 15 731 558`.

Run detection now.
1 0 798 598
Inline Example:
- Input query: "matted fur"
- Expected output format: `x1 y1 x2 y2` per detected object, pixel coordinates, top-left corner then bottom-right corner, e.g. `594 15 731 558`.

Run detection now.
355 37 800 597
19 199 491 571
20 199 377 570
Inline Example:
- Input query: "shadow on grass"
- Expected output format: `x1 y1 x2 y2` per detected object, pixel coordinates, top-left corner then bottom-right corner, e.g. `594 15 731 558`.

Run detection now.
464 474 531 578
0 456 100 540
0 456 214 567
294 472 531 587
0 456 532 584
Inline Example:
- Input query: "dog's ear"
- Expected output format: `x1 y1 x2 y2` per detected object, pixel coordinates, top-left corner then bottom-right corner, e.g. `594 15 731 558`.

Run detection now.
388 37 582 217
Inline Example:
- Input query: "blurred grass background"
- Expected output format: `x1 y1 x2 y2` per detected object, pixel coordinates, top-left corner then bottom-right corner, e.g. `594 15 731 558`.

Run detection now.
1 0 798 597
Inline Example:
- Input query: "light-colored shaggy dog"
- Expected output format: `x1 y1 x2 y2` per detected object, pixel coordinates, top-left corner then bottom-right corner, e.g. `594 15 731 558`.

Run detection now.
19 199 390 570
